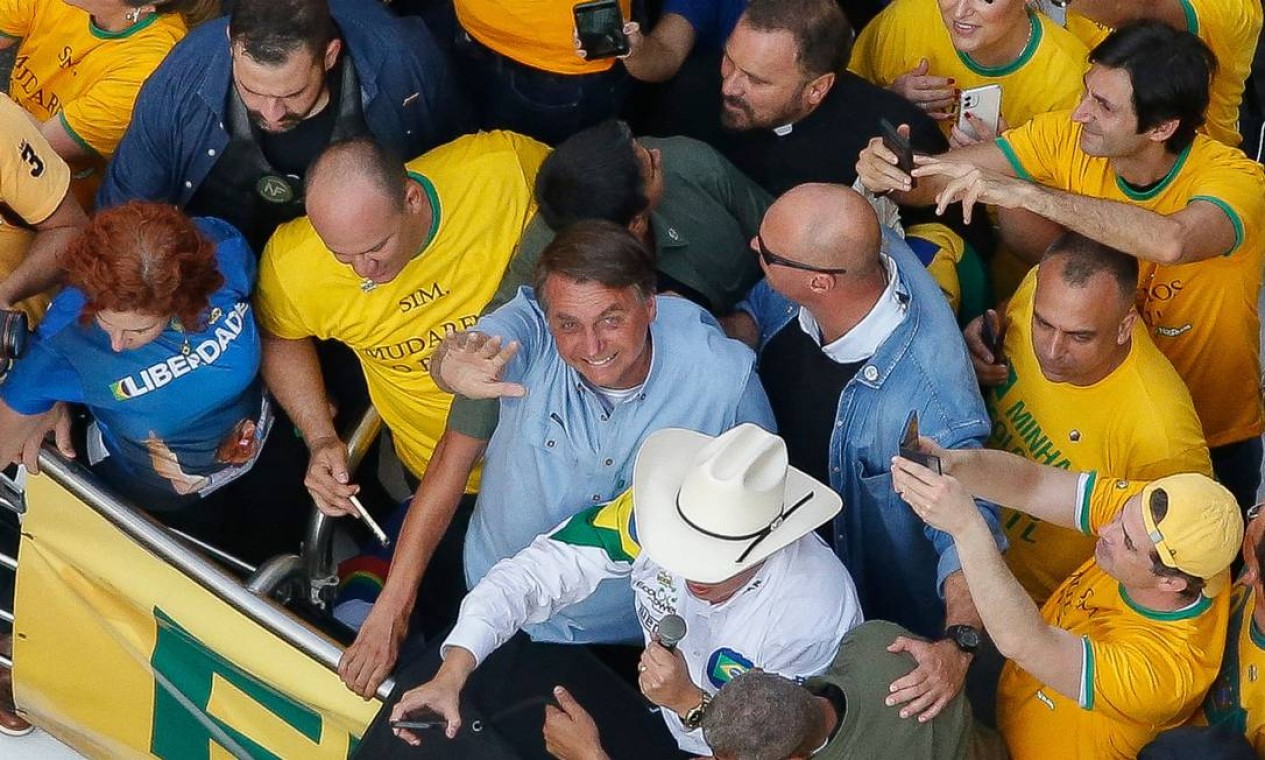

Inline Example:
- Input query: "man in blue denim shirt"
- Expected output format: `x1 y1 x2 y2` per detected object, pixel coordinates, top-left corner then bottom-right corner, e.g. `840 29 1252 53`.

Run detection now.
335 221 774 697
726 184 1006 725
98 0 470 253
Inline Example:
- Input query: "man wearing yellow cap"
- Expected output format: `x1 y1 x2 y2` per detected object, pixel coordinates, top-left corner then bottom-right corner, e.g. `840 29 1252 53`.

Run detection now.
891 444 1241 760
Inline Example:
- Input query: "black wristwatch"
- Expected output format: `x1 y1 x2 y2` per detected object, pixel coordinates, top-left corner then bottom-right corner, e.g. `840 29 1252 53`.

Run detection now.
943 625 982 655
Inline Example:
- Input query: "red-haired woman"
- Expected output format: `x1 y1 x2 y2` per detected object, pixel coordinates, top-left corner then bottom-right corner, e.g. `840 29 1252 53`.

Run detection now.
0 201 309 564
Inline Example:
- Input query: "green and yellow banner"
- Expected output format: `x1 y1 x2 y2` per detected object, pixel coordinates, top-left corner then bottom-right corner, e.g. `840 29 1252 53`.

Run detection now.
12 473 379 758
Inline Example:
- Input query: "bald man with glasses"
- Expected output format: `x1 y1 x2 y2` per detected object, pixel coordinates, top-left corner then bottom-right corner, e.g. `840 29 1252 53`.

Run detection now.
724 183 1005 725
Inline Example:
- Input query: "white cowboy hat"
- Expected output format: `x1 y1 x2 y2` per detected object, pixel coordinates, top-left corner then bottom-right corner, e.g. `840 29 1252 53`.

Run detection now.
632 423 842 583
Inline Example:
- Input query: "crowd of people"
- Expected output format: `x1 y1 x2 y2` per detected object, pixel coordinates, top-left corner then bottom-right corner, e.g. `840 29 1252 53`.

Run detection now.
0 0 1263 757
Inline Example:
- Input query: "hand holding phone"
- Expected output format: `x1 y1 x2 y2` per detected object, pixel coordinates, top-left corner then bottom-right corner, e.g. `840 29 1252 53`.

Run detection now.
956 84 1002 141
899 410 942 475
574 0 629 60
880 119 917 189
980 309 1006 365
391 707 448 732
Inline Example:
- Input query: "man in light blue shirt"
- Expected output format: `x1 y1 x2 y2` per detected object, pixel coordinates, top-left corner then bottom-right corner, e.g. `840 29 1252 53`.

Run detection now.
336 219 773 697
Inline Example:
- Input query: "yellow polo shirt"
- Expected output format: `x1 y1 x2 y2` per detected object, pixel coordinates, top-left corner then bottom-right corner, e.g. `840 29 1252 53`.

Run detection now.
998 473 1230 760
256 131 549 483
0 0 185 158
850 0 1087 140
1065 0 1262 147
998 112 1265 448
1193 584 1265 755
992 269 1211 603
0 92 68 321
454 0 630 74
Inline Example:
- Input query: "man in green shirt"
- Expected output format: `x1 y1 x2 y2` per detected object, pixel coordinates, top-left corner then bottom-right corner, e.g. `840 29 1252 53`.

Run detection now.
526 118 772 315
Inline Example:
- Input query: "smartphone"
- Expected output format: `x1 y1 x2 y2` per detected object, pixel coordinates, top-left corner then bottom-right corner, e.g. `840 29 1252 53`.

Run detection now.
574 0 628 60
956 84 1002 140
980 310 1006 365
391 708 446 731
900 410 942 475
880 118 916 189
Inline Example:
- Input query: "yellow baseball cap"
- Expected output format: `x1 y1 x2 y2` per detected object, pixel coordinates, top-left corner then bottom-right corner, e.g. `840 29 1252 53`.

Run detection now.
1141 473 1243 597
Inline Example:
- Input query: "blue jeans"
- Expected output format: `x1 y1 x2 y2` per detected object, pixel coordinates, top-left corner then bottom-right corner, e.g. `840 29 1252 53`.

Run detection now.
1210 435 1264 514
453 30 630 146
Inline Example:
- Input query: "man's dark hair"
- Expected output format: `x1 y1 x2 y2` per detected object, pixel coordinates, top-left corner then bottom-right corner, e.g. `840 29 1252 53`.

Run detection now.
703 670 823 760
229 0 336 65
308 136 408 212
1147 488 1207 605
535 120 648 231
1090 21 1216 153
533 220 656 312
1043 232 1139 305
741 0 853 78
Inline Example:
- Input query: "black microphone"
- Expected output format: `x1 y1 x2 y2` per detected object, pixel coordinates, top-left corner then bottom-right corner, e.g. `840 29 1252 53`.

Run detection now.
657 614 687 651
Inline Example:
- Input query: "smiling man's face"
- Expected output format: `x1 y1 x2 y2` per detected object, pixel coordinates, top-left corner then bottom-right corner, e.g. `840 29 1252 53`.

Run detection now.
541 274 656 390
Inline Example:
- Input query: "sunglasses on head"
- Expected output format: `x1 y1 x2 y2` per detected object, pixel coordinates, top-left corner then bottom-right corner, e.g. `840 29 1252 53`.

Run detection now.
756 235 849 275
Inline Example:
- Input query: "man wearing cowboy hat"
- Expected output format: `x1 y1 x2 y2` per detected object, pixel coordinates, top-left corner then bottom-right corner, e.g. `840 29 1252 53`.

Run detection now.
390 423 862 755
892 443 1241 759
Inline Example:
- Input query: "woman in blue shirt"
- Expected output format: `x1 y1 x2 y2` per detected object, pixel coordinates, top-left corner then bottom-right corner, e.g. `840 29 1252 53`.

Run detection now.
0 201 310 564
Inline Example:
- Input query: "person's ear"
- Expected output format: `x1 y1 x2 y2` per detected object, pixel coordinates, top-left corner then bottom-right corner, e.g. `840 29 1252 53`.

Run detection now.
403 178 426 215
322 38 342 72
804 72 836 108
628 213 650 239
1142 117 1179 146
1154 573 1191 597
1117 309 1137 345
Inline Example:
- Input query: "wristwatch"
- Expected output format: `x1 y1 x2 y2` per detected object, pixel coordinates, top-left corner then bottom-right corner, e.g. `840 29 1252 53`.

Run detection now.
682 691 712 730
943 625 982 655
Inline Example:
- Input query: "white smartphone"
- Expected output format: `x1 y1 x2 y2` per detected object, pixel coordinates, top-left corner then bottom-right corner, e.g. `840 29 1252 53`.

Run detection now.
956 84 1002 140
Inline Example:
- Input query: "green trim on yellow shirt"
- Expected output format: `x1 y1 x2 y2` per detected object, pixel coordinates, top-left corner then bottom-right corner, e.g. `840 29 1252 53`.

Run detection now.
1076 471 1097 535
957 11 1043 77
1080 636 1095 710
407 171 443 258
1251 614 1265 651
89 11 160 40
1178 0 1200 34
995 137 1032 182
57 111 99 157
1115 143 1192 201
1190 195 1244 256
1120 585 1213 621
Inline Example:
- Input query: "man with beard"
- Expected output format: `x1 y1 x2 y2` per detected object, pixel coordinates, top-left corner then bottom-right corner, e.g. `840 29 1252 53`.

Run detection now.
98 0 470 253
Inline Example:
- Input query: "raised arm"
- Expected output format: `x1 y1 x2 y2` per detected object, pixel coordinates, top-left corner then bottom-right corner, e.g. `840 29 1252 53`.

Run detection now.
855 128 1015 207
929 442 1083 530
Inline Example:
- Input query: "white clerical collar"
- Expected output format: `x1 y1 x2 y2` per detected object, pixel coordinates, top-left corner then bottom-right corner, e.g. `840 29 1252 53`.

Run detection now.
798 253 906 364
772 122 794 136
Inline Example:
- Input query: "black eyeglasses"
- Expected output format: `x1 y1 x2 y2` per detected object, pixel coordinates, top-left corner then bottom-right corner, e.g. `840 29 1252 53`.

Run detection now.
756 235 849 275
676 491 816 563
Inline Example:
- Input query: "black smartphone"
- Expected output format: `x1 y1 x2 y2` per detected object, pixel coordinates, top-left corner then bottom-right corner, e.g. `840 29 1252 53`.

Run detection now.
391 708 446 731
880 118 916 189
980 310 1006 365
899 410 942 475
574 0 628 60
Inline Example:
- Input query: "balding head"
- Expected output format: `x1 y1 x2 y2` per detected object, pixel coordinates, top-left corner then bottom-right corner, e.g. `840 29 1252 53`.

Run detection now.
304 138 430 285
760 184 882 273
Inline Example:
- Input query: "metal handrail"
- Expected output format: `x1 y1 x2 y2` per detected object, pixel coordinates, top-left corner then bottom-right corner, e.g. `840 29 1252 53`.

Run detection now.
32 449 395 700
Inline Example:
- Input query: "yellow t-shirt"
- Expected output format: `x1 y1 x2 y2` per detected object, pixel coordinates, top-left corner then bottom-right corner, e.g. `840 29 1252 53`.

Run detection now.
1065 0 1263 147
998 112 1265 448
0 92 69 321
0 0 185 158
850 0 1087 140
255 132 549 484
904 222 963 314
992 268 1211 604
998 472 1230 760
454 0 630 75
1193 585 1265 755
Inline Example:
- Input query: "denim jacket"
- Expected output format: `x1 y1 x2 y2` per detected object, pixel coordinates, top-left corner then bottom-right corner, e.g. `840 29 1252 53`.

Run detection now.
98 0 470 210
740 228 1006 637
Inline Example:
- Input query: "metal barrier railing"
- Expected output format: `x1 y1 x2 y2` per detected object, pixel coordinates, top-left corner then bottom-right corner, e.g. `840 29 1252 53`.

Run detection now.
0 405 394 702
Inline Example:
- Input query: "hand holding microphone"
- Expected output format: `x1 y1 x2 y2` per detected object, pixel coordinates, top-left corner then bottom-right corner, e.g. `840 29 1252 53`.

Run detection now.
638 614 701 713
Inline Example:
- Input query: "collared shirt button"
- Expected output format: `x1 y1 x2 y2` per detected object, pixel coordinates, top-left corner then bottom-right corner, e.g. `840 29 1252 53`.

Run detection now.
600 414 609 421
592 494 601 502
183 180 193 189
668 227 679 241
207 148 217 157
862 365 878 381
604 458 613 466
835 421 843 428
832 466 840 473
546 440 555 448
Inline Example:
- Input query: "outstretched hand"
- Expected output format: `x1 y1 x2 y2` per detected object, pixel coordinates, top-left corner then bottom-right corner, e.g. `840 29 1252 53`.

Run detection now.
433 330 526 399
